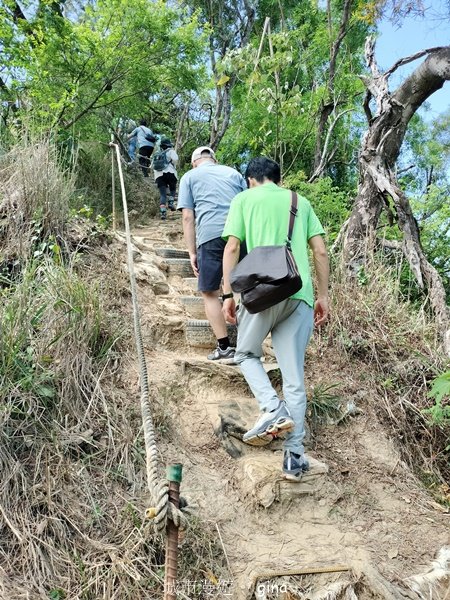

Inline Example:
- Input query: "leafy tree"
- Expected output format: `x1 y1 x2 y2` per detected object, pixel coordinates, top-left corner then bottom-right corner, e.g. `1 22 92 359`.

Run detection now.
0 0 207 139
340 39 450 351
217 0 369 187
400 112 450 297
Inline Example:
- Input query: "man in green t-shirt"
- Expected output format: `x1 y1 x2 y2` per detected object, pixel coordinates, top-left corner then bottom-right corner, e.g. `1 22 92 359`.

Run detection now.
221 157 329 481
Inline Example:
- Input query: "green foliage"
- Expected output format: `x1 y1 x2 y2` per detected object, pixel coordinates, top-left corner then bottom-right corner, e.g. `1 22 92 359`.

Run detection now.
49 590 66 600
308 383 342 427
283 174 352 242
0 0 207 141
218 0 369 184
399 111 450 298
0 259 121 410
425 371 450 428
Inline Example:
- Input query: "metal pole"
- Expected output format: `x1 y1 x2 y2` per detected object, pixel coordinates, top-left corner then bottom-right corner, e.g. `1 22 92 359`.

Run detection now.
111 134 117 232
164 463 182 600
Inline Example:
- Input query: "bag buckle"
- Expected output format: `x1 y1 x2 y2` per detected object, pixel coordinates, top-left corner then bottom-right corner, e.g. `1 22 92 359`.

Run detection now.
290 206 298 216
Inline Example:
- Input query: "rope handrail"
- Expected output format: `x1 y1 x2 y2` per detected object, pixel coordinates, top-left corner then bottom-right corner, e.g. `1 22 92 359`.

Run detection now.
109 142 185 535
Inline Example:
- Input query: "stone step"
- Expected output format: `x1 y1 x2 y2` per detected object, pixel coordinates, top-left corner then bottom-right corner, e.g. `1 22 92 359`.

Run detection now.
236 452 328 508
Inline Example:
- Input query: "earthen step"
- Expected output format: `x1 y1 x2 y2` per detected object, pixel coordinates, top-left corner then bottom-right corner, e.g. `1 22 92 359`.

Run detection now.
236 453 328 508
183 277 200 293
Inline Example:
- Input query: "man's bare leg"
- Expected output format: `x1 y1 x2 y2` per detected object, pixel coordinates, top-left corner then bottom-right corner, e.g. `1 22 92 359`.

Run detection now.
202 290 227 339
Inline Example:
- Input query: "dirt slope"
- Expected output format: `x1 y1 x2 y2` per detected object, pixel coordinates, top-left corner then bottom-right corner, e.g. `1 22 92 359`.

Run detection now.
124 214 449 599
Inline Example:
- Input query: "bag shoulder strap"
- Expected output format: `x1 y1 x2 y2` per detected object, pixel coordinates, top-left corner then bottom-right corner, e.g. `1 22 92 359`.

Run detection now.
286 191 298 249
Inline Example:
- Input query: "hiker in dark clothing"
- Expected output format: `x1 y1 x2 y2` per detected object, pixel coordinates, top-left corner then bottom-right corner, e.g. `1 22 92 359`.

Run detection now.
128 119 156 177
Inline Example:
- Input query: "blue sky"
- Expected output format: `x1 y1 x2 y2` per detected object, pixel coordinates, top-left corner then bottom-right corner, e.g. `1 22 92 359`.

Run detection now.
376 1 450 120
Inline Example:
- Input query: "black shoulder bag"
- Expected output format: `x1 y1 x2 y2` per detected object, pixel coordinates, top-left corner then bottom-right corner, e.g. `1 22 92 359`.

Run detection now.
140 126 157 143
229 191 302 314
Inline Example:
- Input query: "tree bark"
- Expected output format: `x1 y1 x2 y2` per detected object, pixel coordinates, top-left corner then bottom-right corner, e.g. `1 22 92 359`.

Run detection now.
342 39 450 353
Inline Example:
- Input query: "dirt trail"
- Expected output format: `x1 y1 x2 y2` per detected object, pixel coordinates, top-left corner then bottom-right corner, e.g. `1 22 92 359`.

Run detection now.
124 215 449 599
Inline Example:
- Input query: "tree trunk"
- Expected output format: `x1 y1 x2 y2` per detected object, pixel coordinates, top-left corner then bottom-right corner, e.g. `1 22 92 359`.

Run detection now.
342 40 450 353
208 1 255 149
312 0 352 178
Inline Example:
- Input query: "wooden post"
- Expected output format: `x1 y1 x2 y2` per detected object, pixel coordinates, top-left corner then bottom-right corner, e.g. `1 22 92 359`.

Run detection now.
111 134 117 232
164 464 183 600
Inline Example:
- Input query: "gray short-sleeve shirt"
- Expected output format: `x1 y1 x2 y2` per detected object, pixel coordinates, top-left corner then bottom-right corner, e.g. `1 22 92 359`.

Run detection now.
177 162 246 247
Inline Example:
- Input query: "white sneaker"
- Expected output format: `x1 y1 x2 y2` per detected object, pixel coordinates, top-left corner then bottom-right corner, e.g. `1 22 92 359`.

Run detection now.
207 345 236 364
243 403 294 446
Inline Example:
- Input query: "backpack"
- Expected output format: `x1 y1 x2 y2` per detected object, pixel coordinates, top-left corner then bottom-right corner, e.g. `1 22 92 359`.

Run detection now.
152 148 171 171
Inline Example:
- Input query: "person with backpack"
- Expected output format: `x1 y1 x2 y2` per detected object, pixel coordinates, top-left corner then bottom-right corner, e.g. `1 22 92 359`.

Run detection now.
128 119 156 177
152 137 179 220
221 156 329 481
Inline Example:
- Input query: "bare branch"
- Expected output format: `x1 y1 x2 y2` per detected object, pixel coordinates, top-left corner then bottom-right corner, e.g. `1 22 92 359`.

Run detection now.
309 107 354 182
91 89 149 109
397 164 415 175
384 46 448 79
329 0 352 87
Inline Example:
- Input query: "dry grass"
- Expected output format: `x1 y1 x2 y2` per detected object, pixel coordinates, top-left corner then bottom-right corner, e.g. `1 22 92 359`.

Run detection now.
75 142 161 220
0 140 227 599
323 258 450 483
0 139 72 263
255 571 361 600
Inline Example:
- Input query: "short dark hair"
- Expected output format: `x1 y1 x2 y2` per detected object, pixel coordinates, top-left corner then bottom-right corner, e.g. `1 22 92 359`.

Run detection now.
139 118 148 126
245 157 281 184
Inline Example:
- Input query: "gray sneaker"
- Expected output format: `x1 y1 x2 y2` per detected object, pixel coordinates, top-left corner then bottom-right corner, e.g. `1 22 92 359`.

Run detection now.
243 403 294 446
283 450 310 481
207 345 236 364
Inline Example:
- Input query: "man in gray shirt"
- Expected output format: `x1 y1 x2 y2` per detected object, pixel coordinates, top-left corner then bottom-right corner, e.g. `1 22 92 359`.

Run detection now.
178 146 246 362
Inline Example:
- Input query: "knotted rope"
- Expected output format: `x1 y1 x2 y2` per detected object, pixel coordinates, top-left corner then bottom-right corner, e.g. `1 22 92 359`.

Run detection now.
110 143 186 534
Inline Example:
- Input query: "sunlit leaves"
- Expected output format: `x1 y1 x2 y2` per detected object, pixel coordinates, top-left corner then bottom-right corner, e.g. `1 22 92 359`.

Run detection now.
0 0 207 135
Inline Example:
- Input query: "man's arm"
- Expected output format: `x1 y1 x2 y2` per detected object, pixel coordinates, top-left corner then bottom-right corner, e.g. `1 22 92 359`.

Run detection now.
308 234 330 326
128 127 138 141
222 236 241 324
182 208 198 277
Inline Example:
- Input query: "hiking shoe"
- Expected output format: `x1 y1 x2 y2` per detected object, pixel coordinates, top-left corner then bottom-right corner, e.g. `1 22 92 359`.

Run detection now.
243 403 294 446
283 450 310 481
207 345 236 364
160 208 167 221
168 198 176 211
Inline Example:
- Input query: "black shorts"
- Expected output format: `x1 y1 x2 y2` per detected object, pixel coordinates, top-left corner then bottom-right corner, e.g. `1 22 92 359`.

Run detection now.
197 237 247 293
155 172 177 188
197 237 226 292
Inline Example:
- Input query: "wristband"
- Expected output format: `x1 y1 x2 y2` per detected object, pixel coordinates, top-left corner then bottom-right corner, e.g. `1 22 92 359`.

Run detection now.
221 292 234 301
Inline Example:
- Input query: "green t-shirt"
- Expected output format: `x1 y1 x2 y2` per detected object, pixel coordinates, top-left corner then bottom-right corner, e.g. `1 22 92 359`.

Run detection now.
222 182 325 308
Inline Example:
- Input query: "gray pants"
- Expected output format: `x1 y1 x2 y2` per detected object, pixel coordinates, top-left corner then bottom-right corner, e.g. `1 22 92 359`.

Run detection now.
234 299 314 454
